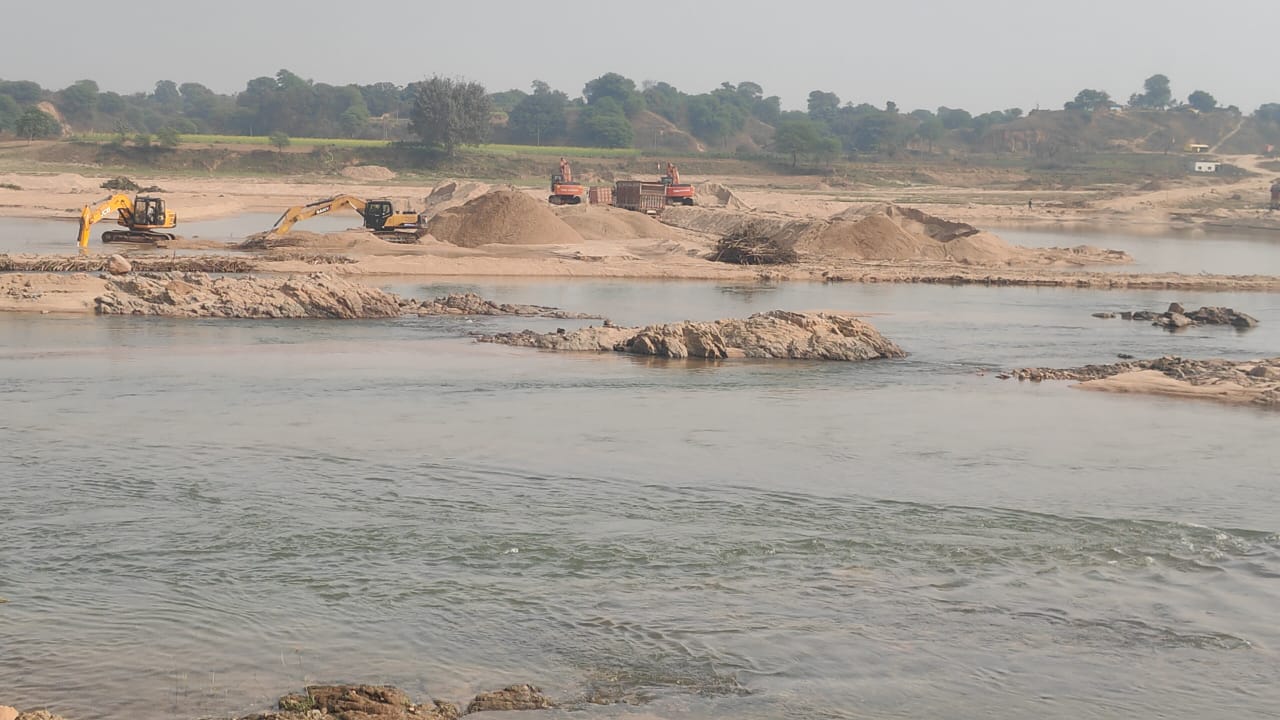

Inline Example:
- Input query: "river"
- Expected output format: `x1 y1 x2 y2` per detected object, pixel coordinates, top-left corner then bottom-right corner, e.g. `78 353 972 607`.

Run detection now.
2 267 1278 719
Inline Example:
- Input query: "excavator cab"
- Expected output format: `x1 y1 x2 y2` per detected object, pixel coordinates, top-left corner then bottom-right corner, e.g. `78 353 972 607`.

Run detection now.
363 199 395 231
132 196 167 228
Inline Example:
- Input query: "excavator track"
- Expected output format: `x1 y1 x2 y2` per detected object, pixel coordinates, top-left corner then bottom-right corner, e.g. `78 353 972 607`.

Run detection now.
374 230 423 244
102 231 177 244
101 230 174 244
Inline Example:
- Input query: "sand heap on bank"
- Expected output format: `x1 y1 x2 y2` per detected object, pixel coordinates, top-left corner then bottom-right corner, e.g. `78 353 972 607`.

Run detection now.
663 203 1129 267
697 182 753 210
426 190 584 248
554 204 685 241
339 165 396 182
422 179 494 213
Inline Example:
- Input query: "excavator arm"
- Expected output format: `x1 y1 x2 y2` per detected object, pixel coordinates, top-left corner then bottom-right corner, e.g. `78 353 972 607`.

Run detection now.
268 194 368 235
77 194 135 248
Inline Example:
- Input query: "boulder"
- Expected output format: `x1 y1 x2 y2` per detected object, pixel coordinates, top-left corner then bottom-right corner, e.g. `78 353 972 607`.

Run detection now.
1154 312 1193 330
464 685 554 714
1091 312 1115 319
105 254 131 275
0 706 17 720
16 712 68 720
481 311 906 362
1167 302 1185 314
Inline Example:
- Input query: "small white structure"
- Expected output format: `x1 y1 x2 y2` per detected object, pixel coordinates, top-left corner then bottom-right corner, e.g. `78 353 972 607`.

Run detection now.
1192 161 1220 173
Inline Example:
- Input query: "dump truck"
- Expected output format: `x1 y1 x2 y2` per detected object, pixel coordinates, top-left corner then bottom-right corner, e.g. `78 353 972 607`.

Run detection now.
613 181 667 215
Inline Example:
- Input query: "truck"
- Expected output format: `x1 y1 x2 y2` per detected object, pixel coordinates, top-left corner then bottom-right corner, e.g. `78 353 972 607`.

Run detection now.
613 181 667 215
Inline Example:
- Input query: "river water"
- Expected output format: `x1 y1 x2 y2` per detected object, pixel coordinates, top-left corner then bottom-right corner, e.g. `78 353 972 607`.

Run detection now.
2 223 1280 719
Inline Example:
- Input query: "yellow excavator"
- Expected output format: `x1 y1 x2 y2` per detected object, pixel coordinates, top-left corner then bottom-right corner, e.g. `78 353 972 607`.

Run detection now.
77 194 178 247
266 195 426 242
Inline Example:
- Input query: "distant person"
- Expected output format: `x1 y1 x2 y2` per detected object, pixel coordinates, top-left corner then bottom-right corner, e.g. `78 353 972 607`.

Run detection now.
1027 199 1033 210
1270 180 1280 210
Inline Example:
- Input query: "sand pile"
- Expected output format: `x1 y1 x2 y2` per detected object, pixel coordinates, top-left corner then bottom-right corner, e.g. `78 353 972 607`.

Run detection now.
555 204 684 242
422 180 493 213
792 205 1029 264
426 190 584 248
340 165 396 182
697 182 753 210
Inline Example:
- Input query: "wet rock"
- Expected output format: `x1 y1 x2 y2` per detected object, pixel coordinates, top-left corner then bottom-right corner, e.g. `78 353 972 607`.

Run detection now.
465 685 554 714
1154 312 1193 330
0 706 17 720
105 254 131 275
416 292 598 319
1009 355 1280 407
94 272 403 319
302 684 449 720
1119 304 1259 330
16 712 69 720
1091 312 1115 319
480 311 906 362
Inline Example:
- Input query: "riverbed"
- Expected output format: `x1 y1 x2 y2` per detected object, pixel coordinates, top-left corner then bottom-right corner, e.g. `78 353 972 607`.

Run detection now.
2 274 1277 720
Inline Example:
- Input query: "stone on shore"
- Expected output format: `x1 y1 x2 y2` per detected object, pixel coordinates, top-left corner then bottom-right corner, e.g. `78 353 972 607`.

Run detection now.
464 685 554 714
481 310 906 361
94 272 403 319
0 706 17 720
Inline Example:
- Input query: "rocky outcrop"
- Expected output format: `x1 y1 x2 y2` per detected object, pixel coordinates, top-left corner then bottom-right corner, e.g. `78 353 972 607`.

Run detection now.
94 272 404 319
412 292 599 319
464 685 554 714
481 311 906 361
1109 303 1259 330
1008 355 1280 407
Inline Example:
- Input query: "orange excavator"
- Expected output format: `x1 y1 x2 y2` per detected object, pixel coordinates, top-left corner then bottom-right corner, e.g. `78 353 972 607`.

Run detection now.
659 161 695 206
549 157 587 205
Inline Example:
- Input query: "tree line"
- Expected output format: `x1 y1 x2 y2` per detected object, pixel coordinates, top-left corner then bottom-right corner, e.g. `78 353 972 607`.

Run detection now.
0 70 1271 160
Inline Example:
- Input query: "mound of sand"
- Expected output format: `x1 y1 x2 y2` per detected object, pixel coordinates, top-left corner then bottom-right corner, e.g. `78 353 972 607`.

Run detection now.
555 204 684 242
422 180 494 213
697 182 753 211
426 190 584 248
340 165 396 182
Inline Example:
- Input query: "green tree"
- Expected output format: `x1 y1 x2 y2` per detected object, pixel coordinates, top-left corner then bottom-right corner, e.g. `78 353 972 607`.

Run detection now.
583 72 643 116
133 133 152 148
806 90 840 123
576 97 633 148
156 126 181 148
0 94 20 132
269 131 291 152
1130 74 1172 109
915 116 945 152
772 117 837 166
1187 90 1217 112
0 80 43 105
339 105 370 137
1064 89 1112 111
507 81 568 145
409 76 492 154
937 107 973 130
15 107 59 141
57 79 99 124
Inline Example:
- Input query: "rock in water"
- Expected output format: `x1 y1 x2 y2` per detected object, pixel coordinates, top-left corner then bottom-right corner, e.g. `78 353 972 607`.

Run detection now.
94 272 403 319
105 254 131 275
0 706 17 720
481 311 906 361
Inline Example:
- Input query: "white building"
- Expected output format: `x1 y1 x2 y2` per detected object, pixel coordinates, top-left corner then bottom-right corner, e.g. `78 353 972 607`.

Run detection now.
1192 161 1220 173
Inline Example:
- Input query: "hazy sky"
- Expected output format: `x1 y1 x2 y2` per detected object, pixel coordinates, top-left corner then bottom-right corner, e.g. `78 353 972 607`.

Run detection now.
6 0 1277 112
